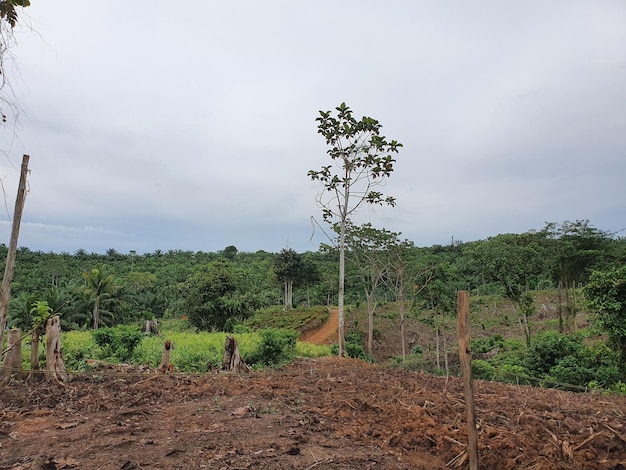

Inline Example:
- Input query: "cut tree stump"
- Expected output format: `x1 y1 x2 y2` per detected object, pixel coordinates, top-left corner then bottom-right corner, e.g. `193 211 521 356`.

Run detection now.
158 340 174 373
222 335 249 373
45 316 69 383
0 328 25 383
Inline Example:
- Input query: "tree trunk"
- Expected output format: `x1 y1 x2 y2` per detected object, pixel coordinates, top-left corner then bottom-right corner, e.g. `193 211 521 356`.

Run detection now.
557 283 564 333
1 328 24 383
28 328 42 382
92 297 100 329
45 316 68 383
158 340 173 373
366 292 377 355
337 220 346 357
399 297 406 364
0 155 30 349
435 326 441 370
222 335 249 373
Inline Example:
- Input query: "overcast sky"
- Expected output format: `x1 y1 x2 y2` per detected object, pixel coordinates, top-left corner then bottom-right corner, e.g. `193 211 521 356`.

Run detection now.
0 1 624 255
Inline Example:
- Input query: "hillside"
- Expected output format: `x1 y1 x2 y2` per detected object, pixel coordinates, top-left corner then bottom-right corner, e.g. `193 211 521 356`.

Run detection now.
1 357 625 469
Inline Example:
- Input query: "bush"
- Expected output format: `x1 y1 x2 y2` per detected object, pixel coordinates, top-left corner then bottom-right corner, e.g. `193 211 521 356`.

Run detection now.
330 328 375 362
524 331 581 375
61 331 100 371
249 328 299 367
92 325 143 362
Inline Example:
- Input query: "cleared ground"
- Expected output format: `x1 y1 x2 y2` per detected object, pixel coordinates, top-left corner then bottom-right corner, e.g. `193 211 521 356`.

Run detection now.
1 357 625 470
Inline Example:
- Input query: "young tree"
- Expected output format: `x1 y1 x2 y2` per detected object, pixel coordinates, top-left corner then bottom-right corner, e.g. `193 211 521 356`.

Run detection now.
344 222 398 354
82 266 121 329
184 258 241 331
308 103 402 356
584 266 626 376
384 241 434 363
544 220 613 332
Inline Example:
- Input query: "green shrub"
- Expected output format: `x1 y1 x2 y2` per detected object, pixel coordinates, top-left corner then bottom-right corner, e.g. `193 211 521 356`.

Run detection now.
233 324 252 334
524 331 581 374
248 328 299 367
295 341 331 358
472 334 505 354
330 328 375 362
62 331 100 371
92 325 143 362
472 359 497 380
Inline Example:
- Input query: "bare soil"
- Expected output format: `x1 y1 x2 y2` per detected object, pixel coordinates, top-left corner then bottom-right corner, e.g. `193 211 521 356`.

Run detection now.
1 357 626 470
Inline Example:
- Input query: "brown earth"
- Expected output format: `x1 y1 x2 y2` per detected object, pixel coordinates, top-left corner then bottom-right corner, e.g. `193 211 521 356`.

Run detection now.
1 357 626 470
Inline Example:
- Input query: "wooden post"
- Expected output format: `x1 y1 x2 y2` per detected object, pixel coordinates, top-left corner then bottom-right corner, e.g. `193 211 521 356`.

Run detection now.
457 290 479 470
0 328 24 383
0 154 30 349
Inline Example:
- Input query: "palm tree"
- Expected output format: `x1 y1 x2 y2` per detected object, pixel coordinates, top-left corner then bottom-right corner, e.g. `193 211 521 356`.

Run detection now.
82 266 120 329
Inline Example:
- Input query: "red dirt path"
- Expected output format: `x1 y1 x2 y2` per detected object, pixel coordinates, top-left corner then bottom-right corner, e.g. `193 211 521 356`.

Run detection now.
299 307 339 345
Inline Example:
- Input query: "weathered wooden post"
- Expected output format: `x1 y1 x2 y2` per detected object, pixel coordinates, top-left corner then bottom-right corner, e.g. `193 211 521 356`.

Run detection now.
457 290 479 470
0 328 24 383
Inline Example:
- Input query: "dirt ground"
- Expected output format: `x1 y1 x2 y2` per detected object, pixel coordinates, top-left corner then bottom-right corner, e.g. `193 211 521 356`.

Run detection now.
1 356 626 470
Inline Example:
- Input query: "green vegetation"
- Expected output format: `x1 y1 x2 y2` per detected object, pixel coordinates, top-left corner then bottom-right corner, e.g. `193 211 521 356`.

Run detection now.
1 219 625 391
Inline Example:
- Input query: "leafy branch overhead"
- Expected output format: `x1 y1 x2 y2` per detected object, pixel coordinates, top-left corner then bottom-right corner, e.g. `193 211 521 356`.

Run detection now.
308 102 402 223
0 0 30 28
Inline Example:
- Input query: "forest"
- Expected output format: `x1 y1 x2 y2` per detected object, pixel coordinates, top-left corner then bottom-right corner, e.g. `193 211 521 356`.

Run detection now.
2 218 625 390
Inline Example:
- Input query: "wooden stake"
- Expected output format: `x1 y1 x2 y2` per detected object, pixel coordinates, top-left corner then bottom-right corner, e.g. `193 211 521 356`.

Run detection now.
457 290 479 470
0 155 30 350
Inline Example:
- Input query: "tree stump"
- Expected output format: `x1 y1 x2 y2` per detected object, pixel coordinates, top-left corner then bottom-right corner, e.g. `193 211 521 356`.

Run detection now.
45 316 69 383
142 320 160 335
158 340 174 373
222 335 249 373
0 328 25 383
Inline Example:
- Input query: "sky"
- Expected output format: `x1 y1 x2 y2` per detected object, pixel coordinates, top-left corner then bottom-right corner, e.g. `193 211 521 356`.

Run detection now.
0 1 624 255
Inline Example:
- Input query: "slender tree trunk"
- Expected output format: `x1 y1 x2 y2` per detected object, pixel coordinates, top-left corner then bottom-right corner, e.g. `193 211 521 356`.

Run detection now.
337 218 346 357
0 155 30 348
93 297 100 329
557 282 564 333
366 291 377 355
443 325 449 377
399 295 406 363
30 328 40 373
435 326 441 370
288 279 293 309
283 280 288 308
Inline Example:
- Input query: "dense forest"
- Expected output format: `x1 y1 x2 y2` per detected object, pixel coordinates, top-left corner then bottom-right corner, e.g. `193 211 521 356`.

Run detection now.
2 219 623 332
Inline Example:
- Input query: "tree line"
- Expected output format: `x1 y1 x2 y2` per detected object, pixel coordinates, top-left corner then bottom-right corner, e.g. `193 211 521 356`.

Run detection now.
1 219 622 332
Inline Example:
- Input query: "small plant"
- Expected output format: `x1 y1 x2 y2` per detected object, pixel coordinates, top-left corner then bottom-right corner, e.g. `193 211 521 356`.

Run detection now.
92 325 143 362
250 328 299 367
